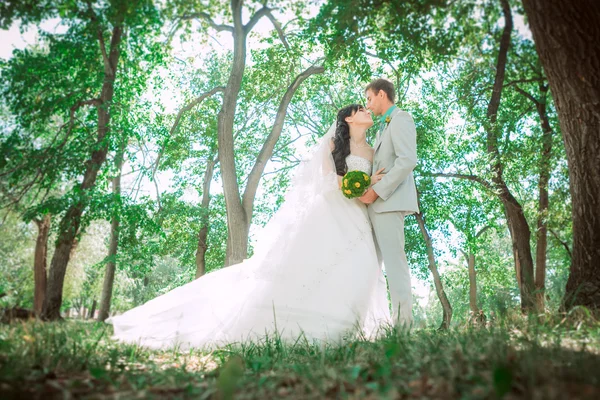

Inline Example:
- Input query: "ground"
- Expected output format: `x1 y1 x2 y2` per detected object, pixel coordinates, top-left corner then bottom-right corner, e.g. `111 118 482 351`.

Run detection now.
0 310 599 399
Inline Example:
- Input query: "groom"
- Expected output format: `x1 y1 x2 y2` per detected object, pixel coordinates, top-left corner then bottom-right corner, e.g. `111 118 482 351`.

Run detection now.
360 78 419 326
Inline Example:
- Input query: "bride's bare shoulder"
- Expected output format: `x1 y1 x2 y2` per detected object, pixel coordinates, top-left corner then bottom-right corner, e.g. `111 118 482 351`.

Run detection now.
329 138 335 151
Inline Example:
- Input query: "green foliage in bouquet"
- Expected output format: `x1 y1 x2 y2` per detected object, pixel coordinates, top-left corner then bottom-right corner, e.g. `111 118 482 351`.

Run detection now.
342 170 371 199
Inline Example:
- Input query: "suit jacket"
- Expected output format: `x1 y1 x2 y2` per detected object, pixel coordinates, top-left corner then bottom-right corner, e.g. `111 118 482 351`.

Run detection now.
370 107 419 214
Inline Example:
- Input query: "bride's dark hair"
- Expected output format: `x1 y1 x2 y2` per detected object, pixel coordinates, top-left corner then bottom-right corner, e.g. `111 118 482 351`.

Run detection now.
332 104 362 176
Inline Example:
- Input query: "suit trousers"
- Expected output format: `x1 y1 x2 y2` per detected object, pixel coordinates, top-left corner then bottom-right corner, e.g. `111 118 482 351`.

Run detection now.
367 207 413 325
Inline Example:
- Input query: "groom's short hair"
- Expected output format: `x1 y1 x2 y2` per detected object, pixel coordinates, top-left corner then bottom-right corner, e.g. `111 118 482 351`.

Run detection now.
365 79 395 103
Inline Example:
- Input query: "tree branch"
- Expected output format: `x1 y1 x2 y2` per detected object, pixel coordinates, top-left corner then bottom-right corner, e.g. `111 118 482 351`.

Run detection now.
152 86 224 179
86 1 112 74
485 0 512 180
549 228 572 259
476 225 492 239
514 86 539 105
180 12 234 32
105 24 123 78
263 10 290 50
273 131 312 155
244 6 272 34
429 172 495 191
487 0 512 126
60 99 101 149
97 30 111 73
242 64 324 216
503 77 545 89
260 162 300 178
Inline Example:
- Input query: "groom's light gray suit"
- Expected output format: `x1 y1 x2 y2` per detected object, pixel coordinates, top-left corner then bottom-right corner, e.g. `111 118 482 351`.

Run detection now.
368 107 419 324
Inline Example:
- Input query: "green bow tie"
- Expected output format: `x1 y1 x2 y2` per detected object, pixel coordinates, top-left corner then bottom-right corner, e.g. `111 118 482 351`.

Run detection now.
378 105 396 132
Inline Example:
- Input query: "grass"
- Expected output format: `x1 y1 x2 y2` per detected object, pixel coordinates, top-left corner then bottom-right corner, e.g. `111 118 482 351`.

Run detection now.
0 311 599 399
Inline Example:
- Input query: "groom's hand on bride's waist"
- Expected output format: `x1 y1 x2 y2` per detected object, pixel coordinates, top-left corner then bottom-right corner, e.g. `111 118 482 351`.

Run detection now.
359 188 379 204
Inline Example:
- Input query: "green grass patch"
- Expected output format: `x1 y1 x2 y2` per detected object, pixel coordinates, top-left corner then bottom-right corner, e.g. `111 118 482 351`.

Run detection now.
0 313 599 399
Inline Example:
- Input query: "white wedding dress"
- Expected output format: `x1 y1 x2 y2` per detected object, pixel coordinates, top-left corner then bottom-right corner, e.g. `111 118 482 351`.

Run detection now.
108 128 391 350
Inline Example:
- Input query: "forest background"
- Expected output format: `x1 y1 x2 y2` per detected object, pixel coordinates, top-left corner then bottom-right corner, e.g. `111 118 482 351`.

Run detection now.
0 0 593 328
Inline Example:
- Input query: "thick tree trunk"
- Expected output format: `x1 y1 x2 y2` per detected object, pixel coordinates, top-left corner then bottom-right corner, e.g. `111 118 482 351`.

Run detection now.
195 155 217 278
41 25 123 321
98 142 125 321
485 0 535 311
521 0 600 311
416 212 452 329
33 214 51 317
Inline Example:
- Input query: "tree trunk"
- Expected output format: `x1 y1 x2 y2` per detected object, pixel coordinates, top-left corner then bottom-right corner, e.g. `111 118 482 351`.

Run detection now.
88 299 97 319
222 62 325 266
515 82 554 312
196 155 217 278
217 2 325 266
41 24 123 321
416 212 452 329
467 253 479 314
504 203 534 311
535 85 553 312
521 0 600 311
464 226 491 321
33 214 51 317
98 141 125 321
485 0 535 311
219 1 250 266
195 222 209 278
157 87 224 277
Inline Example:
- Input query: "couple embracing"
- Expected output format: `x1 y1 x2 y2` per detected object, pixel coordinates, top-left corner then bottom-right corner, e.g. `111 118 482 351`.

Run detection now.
109 79 419 350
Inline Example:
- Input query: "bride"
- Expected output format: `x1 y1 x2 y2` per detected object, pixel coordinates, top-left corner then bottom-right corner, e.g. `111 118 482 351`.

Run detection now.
108 104 391 349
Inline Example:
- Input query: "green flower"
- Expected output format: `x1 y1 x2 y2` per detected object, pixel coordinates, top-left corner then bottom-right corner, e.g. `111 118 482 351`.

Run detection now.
341 170 371 199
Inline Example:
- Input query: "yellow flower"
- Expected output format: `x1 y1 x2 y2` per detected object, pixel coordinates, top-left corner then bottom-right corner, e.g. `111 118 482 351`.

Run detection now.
385 116 391 124
344 179 348 187
344 189 352 195
363 174 369 181
354 182 361 188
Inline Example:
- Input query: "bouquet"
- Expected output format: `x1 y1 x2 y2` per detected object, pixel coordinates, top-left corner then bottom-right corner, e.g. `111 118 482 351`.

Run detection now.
342 170 371 199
